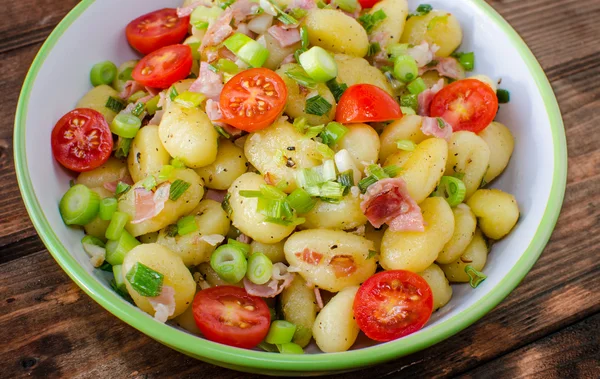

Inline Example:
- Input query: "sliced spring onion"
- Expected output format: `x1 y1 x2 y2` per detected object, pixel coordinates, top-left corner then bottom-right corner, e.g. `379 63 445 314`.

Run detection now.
258 341 279 353
210 244 248 283
110 113 141 139
170 179 191 201
145 95 160 115
393 55 419 82
141 176 157 191
131 102 145 117
305 95 332 116
126 262 164 297
358 9 387 33
384 165 402 177
187 41 202 60
358 176 378 193
396 139 417 152
367 164 388 180
367 42 381 57
158 165 175 182
190 5 223 29
431 176 466 206
337 170 354 190
174 91 206 108
407 77 427 95
367 249 377 259
401 106 416 115
265 320 297 344
105 231 140 265
400 94 418 111
408 3 433 19
326 79 348 102
170 158 186 169
128 91 147 104
286 188 317 214
237 40 270 67
300 26 309 49
82 235 105 249
318 181 345 200
387 43 410 60
222 192 232 216
285 66 317 88
454 52 475 71
168 86 179 101
227 238 251 257
319 122 348 146
277 342 304 354
289 8 308 20
261 184 288 200
335 0 358 13
112 265 127 294
246 253 273 285
105 211 130 241
358 165 401 193
59 184 100 226
266 0 298 25
90 61 117 87
105 96 126 113
115 181 131 197
465 265 487 288
497 89 510 104
177 215 198 236
216 58 239 74
99 197 118 221
298 46 338 83
224 33 253 53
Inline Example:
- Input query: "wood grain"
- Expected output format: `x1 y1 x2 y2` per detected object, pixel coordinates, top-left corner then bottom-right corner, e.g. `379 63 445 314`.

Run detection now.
0 0 599 378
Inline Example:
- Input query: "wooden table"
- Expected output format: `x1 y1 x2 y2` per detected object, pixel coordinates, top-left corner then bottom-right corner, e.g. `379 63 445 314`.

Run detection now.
1 0 599 377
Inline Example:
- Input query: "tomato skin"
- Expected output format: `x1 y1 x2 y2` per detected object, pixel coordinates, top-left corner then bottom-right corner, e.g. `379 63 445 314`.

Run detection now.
353 270 433 342
132 44 193 89
192 286 271 349
220 68 287 132
336 84 403 124
358 0 381 8
126 9 190 55
429 79 499 133
51 108 113 172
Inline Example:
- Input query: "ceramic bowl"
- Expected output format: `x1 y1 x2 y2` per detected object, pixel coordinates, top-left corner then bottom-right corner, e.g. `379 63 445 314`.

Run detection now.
14 0 567 375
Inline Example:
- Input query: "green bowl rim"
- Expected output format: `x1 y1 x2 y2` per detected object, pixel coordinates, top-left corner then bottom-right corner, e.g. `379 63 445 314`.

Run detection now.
14 0 567 373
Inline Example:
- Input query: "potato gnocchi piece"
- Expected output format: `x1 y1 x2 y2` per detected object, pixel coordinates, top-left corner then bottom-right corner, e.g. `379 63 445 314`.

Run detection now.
128 125 172 183
380 197 455 272
277 64 337 125
118 168 204 236
284 229 376 292
158 102 218 168
300 195 367 231
400 10 463 57
478 122 515 184
197 263 244 288
440 228 488 282
312 286 360 353
470 75 498 92
379 115 428 162
244 119 324 192
396 138 448 204
122 243 196 319
174 301 202 335
369 0 409 47
418 263 453 311
334 123 380 171
250 240 286 264
303 9 369 57
156 200 230 266
437 204 477 264
259 32 301 70
334 54 394 95
139 232 159 244
280 275 318 347
467 189 519 240
76 158 128 189
76 84 121 123
228 173 296 243
365 224 386 253
445 131 491 199
195 139 248 191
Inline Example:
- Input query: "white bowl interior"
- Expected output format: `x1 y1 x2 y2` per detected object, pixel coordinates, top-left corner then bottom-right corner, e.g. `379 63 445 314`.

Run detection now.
22 0 555 353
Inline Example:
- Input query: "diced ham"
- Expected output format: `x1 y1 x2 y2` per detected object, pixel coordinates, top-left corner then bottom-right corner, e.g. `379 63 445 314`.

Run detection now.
145 86 161 97
201 10 234 54
218 46 238 61
314 287 324 310
131 182 171 224
407 41 439 68
421 117 453 141
419 57 465 80
189 62 223 100
295 248 323 265
119 80 145 100
205 189 227 203
205 99 223 121
243 263 295 298
149 91 170 125
286 0 317 10
329 255 357 278
418 78 445 117
360 178 425 232
230 0 260 25
176 0 211 18
236 233 252 244
267 25 301 48
281 53 296 65
148 285 176 323
103 175 134 193
236 23 255 38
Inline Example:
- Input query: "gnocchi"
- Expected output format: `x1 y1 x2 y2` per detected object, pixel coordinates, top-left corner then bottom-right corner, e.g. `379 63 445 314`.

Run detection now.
467 189 519 240
303 9 369 57
418 263 453 311
440 228 488 282
312 286 360 353
478 122 515 184
437 204 477 264
445 131 491 199
280 275 318 347
195 139 248 190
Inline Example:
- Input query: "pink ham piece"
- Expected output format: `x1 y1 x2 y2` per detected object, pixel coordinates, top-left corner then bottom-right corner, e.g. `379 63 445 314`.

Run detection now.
236 233 252 244
119 80 145 100
243 263 295 298
205 189 227 203
148 285 176 323
205 100 244 137
407 41 439 67
419 57 465 80
176 0 212 18
287 0 317 10
418 78 445 117
421 117 453 141
267 25 301 47
189 62 224 100
230 0 260 25
201 10 234 54
360 178 425 232
131 182 171 224
281 53 296 65
314 287 324 310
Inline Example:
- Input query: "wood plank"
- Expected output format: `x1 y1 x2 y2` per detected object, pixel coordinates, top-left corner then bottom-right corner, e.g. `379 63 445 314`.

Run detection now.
459 313 600 379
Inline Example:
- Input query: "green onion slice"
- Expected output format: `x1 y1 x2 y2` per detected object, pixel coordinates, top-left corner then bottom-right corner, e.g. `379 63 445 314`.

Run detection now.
90 61 117 87
358 9 387 33
126 262 164 297
246 253 273 285
497 89 510 104
326 79 348 102
169 179 191 201
105 96 126 113
105 231 140 266
99 197 118 221
465 265 487 288
105 211 130 241
141 176 157 191
177 215 198 236
393 55 419 82
227 238 251 257
320 122 348 146
174 91 206 108
431 176 466 207
396 139 417 152
110 113 141 139
158 165 175 182
285 66 318 88
407 77 427 95
210 244 248 283
265 320 297 345
276 342 304 354
115 181 131 197
400 93 418 111
59 184 100 226
286 188 317 214
305 95 332 116
298 46 338 83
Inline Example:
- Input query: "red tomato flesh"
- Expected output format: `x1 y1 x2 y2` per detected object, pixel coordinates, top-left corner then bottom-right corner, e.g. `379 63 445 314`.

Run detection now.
353 270 433 342
429 79 499 133
192 286 271 349
220 68 287 132
126 8 190 55
132 44 193 89
336 84 403 124
358 0 382 9
51 108 113 172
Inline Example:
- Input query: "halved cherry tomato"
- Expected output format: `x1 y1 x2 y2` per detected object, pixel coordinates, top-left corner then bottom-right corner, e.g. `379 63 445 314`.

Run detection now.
192 286 271 349
132 44 193 89
336 84 403 124
353 270 433 342
126 9 190 55
219 68 287 132
429 79 499 133
358 0 382 9
51 108 113 172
